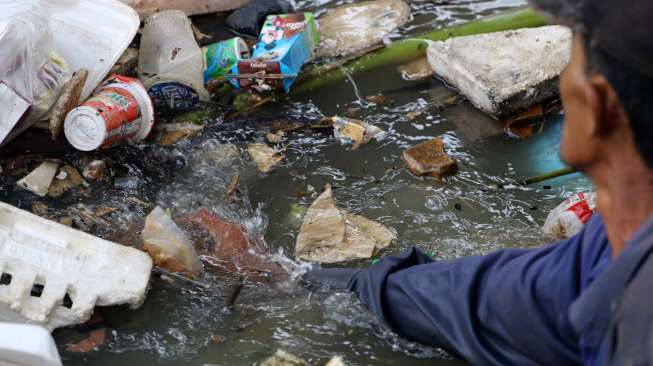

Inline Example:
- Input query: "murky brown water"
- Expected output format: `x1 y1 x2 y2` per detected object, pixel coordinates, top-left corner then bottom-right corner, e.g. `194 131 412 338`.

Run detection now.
0 1 592 365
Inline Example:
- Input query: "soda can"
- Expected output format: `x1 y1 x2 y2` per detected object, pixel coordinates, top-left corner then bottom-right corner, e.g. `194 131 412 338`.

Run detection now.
63 75 155 151
202 37 251 84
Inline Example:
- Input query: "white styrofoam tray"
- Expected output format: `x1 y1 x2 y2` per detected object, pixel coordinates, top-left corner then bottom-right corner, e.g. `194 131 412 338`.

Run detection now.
0 201 152 331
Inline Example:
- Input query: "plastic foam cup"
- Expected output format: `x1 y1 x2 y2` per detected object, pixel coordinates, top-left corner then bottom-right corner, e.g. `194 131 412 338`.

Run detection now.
138 10 209 111
64 75 155 151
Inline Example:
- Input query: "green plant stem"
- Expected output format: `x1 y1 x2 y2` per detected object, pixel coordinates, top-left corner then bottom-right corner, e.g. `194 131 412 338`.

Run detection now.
522 167 577 185
292 7 547 94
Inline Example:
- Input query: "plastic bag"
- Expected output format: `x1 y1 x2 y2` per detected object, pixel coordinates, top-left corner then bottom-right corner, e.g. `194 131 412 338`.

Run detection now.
226 0 295 38
0 0 71 145
542 192 597 239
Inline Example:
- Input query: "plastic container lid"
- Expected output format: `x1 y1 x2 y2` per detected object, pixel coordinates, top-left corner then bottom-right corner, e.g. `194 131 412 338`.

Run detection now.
63 106 107 151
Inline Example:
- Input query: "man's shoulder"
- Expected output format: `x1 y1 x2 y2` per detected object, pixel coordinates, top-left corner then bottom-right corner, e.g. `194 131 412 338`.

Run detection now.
610 239 653 365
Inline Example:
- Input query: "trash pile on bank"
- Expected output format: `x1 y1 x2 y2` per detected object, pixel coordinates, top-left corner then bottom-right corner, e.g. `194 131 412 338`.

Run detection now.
0 0 586 364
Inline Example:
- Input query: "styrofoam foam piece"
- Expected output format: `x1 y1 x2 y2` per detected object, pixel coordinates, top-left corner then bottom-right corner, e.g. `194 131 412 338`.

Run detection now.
0 323 62 366
16 161 61 198
426 25 572 117
44 0 140 100
0 201 152 331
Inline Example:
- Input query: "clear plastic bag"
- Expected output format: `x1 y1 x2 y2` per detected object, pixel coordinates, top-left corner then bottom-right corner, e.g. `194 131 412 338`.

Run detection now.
0 0 71 144
542 192 597 239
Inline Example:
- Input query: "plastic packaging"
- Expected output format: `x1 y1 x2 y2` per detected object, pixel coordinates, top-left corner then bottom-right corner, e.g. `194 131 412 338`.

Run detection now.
226 0 295 38
203 37 251 84
542 192 597 239
0 82 31 145
64 75 154 151
44 0 140 100
138 10 209 111
0 0 71 145
141 206 202 279
231 13 319 93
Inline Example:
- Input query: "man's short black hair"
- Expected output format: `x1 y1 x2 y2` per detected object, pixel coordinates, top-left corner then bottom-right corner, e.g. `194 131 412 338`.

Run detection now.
583 36 653 169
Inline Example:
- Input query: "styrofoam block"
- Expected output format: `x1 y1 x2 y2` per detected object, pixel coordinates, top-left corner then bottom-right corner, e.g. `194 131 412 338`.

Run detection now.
16 162 60 197
427 25 572 117
0 323 61 366
0 201 152 331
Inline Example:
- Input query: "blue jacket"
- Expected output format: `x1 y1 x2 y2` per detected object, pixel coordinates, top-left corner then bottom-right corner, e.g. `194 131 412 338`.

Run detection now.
304 214 653 365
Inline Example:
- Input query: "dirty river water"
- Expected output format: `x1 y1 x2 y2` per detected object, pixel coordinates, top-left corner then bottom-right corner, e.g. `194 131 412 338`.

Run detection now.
0 1 592 365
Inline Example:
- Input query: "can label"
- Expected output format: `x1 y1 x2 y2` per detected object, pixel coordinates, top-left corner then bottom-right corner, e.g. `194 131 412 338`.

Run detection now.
148 82 200 111
83 86 142 148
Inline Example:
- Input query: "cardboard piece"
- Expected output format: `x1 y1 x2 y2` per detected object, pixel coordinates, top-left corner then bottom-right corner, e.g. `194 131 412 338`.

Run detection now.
231 13 319 92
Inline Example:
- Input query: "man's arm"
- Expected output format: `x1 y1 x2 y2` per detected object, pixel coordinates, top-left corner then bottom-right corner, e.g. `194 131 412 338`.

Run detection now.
305 217 610 365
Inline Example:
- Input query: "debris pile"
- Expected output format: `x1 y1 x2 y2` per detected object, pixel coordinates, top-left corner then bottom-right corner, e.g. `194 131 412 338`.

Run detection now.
0 0 583 363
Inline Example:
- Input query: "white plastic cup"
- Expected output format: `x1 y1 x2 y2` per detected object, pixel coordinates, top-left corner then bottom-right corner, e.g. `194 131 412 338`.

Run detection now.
63 75 155 151
138 10 209 111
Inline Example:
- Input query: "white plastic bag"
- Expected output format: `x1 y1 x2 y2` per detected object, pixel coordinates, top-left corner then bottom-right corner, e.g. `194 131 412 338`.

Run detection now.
542 192 597 239
0 0 71 145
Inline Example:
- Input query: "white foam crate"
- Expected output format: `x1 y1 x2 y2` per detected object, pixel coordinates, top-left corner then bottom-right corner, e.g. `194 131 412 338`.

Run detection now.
0 323 62 366
0 201 152 331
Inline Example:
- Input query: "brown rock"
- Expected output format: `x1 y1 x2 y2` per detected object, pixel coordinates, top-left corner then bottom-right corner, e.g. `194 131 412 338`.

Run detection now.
49 69 88 141
402 138 457 180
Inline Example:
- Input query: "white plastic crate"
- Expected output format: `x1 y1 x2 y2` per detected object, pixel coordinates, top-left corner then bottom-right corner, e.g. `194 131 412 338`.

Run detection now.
0 201 152 331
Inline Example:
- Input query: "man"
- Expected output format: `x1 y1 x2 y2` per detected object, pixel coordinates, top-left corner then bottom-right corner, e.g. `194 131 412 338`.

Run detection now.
304 0 653 365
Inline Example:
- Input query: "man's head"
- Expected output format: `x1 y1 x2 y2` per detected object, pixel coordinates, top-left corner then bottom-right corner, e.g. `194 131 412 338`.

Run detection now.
531 0 653 173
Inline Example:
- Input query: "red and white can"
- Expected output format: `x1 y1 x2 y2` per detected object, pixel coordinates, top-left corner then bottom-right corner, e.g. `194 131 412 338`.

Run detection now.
64 75 155 151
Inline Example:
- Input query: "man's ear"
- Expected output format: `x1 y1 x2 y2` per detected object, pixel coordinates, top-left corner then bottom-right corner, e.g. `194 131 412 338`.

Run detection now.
588 74 625 136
